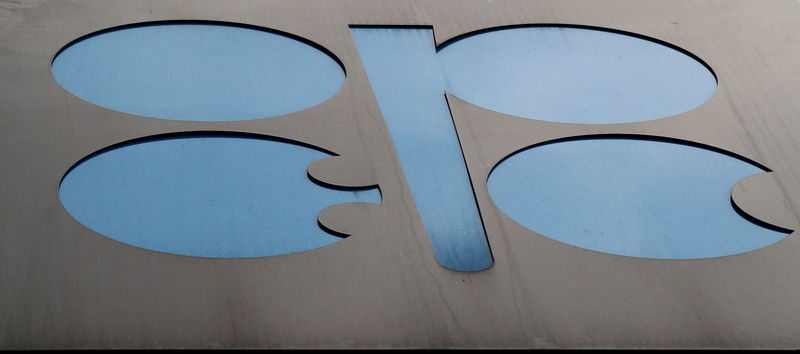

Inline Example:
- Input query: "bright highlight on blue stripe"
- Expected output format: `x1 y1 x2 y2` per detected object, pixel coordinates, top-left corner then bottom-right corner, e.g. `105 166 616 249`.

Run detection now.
488 138 788 259
351 27 493 271
52 23 344 121
59 135 380 258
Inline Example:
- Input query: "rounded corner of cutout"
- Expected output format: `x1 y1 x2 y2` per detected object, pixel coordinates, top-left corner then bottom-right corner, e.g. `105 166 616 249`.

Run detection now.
730 172 796 234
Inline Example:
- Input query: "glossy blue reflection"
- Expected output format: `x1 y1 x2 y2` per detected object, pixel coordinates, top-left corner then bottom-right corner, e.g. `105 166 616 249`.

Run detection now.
351 27 493 271
52 23 344 121
488 138 789 259
59 136 380 258
439 26 716 123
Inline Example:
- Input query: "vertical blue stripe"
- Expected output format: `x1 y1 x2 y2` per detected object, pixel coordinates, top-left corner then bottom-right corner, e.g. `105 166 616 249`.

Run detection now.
351 27 492 271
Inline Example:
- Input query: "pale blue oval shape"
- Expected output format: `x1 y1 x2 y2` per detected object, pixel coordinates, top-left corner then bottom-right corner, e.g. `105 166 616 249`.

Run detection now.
487 138 788 259
438 26 717 123
52 23 344 121
59 135 380 258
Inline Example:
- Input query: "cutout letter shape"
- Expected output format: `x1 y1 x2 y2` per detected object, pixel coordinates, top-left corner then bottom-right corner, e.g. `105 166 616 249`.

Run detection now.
52 22 344 121
488 137 788 259
351 26 717 269
55 23 378 258
59 135 380 258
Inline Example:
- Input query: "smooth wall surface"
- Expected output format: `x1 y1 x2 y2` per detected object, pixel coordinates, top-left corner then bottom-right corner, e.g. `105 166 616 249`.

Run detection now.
3 0 800 349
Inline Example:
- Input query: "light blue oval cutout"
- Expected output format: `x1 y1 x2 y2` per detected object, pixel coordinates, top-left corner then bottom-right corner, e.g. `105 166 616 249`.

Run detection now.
438 26 717 123
59 135 380 258
52 23 344 121
487 137 789 259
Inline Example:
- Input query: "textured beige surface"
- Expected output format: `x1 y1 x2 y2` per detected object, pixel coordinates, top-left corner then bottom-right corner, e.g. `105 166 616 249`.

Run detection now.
2 0 800 348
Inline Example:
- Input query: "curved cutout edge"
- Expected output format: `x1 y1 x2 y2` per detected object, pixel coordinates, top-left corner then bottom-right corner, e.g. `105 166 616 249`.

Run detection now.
731 172 796 233
317 201 383 238
433 23 717 84
307 155 379 190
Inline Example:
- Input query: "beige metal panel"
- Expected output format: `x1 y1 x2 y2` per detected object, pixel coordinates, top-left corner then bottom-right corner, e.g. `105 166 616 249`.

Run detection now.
2 0 800 348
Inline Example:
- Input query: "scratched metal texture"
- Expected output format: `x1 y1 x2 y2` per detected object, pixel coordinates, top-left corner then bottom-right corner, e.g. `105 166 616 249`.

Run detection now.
1 0 800 349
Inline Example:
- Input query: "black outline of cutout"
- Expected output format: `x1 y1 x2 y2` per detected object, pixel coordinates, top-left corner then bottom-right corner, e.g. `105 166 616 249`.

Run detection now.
486 134 794 248
349 25 496 272
731 196 794 234
444 94 496 268
435 23 717 84
348 23 721 270
50 20 348 122
52 20 346 74
58 131 381 243
351 23 717 84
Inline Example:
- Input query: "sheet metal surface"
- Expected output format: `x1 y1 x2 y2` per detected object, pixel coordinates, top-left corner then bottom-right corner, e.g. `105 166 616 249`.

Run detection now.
2 0 800 349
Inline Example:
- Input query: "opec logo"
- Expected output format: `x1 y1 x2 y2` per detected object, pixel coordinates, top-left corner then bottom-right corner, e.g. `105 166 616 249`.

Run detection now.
53 21 790 272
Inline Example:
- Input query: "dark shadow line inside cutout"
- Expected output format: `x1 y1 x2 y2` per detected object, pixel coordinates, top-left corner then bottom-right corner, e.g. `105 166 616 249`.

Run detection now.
317 219 350 239
489 133 787 236
489 134 771 177
52 20 346 75
59 131 338 188
434 23 717 84
306 170 382 195
59 131 382 255
731 196 794 234
309 171 382 238
349 23 716 83
349 25 494 271
443 93 495 267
